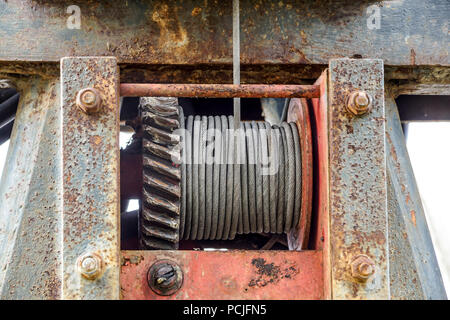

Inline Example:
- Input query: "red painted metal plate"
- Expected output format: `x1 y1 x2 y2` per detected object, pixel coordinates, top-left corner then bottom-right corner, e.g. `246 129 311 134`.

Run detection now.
286 98 313 250
121 250 323 300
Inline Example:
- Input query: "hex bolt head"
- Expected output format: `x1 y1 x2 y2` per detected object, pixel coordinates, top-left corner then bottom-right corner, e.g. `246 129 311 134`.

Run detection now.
76 88 102 114
0 79 16 90
346 91 372 116
350 254 375 282
77 252 103 280
148 260 183 296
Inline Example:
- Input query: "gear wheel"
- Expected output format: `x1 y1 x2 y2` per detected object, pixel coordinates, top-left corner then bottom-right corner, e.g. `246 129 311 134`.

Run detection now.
140 97 183 249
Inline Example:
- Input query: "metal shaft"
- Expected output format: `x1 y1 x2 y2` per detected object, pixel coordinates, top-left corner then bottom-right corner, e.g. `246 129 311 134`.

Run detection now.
120 84 320 99
233 0 241 129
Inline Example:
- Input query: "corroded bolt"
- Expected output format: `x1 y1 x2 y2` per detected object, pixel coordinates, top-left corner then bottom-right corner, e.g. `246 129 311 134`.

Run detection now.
76 88 101 114
346 91 372 116
148 260 183 296
77 252 103 280
350 254 375 282
0 79 16 90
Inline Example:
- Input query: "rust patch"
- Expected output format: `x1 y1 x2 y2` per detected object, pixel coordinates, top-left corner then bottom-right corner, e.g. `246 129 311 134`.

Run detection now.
191 7 202 16
247 258 298 288
122 254 144 266
410 210 417 227
410 48 416 65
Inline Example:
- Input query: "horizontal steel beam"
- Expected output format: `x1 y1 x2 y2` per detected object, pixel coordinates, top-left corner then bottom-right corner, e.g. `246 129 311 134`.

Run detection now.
0 0 448 67
120 83 320 98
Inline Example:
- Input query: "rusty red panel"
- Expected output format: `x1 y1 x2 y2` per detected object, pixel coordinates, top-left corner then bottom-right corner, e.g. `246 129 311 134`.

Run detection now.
310 71 331 299
120 250 323 300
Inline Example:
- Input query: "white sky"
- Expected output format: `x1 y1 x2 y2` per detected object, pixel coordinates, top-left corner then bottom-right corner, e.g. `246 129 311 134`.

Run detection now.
0 124 449 294
407 122 450 294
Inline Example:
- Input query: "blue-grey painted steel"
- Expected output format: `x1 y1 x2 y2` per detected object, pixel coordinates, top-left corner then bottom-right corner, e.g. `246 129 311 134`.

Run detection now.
61 57 120 299
385 96 447 299
0 76 62 299
328 59 389 299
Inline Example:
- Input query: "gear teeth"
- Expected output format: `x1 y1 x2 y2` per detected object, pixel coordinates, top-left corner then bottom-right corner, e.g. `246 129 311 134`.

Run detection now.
141 223 179 243
143 187 180 213
144 125 180 145
143 156 181 180
142 111 180 131
143 139 181 163
140 97 182 250
142 209 179 229
143 171 181 199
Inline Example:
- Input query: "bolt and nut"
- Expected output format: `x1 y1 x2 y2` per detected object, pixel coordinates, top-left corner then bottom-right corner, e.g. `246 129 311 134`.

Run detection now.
0 79 16 90
346 91 372 116
350 254 375 282
76 88 102 114
77 252 103 280
147 260 183 296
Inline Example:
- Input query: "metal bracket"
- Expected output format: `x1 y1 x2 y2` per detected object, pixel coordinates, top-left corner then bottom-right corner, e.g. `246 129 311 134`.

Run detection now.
61 57 120 299
328 59 389 299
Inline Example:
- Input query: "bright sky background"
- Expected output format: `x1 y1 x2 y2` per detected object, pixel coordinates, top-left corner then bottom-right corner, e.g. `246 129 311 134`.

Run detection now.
407 122 450 294
0 124 449 295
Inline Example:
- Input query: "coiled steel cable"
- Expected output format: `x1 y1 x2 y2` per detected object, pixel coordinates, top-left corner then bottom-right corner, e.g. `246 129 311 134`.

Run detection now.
181 116 302 240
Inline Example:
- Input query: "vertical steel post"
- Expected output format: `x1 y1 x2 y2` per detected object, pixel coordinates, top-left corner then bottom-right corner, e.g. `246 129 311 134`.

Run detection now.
385 95 447 299
60 57 120 299
328 59 389 299
0 76 62 299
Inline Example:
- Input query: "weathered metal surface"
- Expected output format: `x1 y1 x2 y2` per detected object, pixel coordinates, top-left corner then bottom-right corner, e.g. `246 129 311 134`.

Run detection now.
385 95 447 299
61 57 120 299
0 0 448 66
2 63 448 87
328 59 389 299
386 171 424 299
309 71 331 299
121 84 320 99
286 98 313 250
392 84 450 97
0 76 62 299
121 250 324 300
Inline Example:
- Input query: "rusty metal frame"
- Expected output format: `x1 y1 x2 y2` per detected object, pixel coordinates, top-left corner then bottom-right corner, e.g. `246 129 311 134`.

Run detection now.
385 93 447 299
60 57 120 299
0 75 62 299
119 73 322 300
328 59 389 299
0 54 446 300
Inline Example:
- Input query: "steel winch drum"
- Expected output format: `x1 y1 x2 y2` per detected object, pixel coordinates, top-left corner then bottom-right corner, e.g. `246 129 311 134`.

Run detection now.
139 97 307 250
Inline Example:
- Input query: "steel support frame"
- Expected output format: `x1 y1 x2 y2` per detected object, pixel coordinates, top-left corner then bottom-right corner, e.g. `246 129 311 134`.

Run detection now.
385 93 447 299
60 57 120 299
0 56 446 299
0 75 62 299
0 57 121 300
120 73 322 300
328 59 389 299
